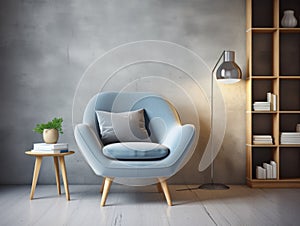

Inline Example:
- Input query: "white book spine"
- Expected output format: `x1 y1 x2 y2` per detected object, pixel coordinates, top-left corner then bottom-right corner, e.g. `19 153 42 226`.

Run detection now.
270 161 277 179
263 163 272 179
256 166 266 179
267 92 272 103
272 94 277 111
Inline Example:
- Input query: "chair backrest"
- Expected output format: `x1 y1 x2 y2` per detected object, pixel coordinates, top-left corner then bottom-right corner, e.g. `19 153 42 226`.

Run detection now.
83 92 181 143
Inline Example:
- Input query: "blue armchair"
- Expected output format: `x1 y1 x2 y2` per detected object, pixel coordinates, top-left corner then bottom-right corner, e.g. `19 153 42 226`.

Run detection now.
74 92 196 206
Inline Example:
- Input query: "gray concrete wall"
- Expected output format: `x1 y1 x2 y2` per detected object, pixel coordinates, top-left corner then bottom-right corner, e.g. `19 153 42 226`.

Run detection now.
0 0 246 185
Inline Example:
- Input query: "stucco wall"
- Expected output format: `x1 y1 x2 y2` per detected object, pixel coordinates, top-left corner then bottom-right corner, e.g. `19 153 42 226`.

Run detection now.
0 0 246 185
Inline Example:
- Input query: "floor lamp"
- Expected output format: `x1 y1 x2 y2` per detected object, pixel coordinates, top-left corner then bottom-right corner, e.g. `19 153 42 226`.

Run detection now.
198 50 242 190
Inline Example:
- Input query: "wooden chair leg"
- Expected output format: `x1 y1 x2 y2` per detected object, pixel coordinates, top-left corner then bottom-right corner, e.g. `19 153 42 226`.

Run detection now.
159 179 172 206
101 177 113 207
156 183 163 193
100 179 105 193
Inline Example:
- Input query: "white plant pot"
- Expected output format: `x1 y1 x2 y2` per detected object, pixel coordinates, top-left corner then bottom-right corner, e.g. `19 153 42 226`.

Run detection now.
43 129 59 144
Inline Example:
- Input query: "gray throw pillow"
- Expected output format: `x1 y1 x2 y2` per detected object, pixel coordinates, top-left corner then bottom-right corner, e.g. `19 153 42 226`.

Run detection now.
96 109 151 145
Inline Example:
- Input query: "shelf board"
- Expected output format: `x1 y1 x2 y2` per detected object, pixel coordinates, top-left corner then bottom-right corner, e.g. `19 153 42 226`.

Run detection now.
251 179 279 182
246 110 300 114
247 178 300 188
279 111 300 114
246 144 277 147
279 76 300 79
247 28 300 33
250 76 278 79
279 28 300 33
249 111 277 114
280 144 300 148
248 28 277 33
279 178 300 182
247 144 300 148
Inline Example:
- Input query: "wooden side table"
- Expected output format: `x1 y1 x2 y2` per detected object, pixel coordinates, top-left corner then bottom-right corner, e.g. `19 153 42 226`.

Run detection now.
25 151 75 201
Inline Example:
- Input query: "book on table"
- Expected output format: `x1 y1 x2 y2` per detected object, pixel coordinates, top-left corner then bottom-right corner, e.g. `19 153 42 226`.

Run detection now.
32 143 68 153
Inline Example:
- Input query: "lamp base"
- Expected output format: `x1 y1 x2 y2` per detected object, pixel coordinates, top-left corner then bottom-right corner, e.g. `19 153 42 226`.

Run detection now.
198 183 229 190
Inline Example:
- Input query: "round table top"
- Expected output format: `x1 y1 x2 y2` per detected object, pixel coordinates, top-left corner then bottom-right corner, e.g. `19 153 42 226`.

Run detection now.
25 150 75 157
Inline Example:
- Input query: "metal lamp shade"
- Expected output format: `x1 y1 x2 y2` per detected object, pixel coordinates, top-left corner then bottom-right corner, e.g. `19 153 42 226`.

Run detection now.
216 51 242 84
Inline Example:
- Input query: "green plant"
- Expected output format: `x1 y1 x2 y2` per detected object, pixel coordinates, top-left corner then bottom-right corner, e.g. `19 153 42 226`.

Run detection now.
33 117 64 134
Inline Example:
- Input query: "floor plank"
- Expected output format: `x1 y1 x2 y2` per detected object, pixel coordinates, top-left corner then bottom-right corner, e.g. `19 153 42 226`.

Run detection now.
0 185 299 226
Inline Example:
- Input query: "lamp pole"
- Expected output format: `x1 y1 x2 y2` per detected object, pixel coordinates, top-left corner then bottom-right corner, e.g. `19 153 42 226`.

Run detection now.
199 50 241 190
177 50 242 191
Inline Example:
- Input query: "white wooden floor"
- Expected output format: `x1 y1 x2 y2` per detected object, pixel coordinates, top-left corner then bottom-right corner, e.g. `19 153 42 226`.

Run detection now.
0 184 300 226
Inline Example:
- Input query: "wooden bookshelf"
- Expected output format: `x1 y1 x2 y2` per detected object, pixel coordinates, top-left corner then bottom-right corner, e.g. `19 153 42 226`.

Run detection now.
246 0 300 188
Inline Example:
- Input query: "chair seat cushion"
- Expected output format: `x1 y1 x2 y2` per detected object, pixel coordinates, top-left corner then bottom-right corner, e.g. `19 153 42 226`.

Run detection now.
103 142 170 160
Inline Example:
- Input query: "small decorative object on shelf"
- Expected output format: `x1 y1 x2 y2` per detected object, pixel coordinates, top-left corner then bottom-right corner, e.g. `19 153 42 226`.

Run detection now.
33 117 63 144
281 10 298 28
256 161 277 180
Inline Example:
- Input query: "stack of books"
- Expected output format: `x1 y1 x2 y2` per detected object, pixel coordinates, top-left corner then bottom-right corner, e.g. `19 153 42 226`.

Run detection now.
256 161 277 179
280 132 300 144
253 135 273 145
253 92 277 111
32 143 69 153
253 102 270 111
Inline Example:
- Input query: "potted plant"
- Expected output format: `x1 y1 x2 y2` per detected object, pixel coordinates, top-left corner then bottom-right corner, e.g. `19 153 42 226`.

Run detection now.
33 117 63 144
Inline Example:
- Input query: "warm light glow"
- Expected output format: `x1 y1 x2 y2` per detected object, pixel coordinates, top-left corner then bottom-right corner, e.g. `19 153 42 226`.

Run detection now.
217 78 241 84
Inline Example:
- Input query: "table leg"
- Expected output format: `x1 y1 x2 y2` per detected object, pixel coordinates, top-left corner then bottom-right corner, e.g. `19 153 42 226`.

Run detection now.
59 156 70 201
53 157 61 195
30 156 42 200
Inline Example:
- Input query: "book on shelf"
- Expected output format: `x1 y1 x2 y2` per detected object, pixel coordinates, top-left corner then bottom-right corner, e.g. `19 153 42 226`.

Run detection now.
253 135 272 139
280 140 300 144
256 166 266 179
253 135 273 145
280 132 300 144
263 163 272 179
253 102 270 111
256 160 277 179
281 132 300 137
253 92 277 111
253 140 273 145
270 161 277 179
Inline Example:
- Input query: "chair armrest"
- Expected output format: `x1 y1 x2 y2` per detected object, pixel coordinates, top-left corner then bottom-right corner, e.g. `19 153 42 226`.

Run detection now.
74 124 106 173
162 124 196 168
